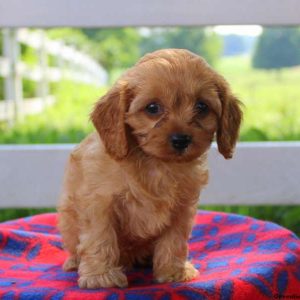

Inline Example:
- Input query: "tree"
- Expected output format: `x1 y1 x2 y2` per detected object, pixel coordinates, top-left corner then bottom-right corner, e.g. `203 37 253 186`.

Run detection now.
140 27 223 66
252 28 300 70
47 28 93 54
82 28 141 74
200 29 223 66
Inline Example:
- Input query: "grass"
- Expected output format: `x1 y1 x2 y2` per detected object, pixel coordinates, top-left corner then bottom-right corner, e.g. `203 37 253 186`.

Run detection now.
0 81 106 144
216 55 300 141
0 208 56 223
0 56 299 236
1 55 300 143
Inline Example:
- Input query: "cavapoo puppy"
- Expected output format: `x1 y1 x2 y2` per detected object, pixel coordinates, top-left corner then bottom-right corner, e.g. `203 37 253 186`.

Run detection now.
58 49 242 289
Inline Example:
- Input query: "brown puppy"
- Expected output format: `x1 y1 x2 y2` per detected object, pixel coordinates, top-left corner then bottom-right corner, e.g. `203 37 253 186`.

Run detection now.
58 49 242 289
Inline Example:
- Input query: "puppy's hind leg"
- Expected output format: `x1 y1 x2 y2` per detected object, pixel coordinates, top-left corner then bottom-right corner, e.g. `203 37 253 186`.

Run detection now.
58 198 80 271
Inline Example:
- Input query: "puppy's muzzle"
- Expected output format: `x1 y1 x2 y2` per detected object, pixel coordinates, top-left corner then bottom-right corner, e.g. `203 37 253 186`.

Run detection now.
170 133 192 151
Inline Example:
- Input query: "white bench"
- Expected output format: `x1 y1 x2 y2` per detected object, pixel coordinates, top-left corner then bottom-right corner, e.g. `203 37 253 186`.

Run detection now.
0 0 300 207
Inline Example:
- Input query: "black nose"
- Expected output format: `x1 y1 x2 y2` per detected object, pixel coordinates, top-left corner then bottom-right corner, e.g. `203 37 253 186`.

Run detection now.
170 133 192 151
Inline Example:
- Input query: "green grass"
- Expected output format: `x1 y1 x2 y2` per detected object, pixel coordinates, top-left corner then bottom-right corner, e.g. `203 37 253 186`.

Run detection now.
1 55 300 143
0 208 56 223
216 55 300 141
0 81 106 144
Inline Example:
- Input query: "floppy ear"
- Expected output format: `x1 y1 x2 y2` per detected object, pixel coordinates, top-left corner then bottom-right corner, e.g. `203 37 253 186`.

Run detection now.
216 84 243 159
91 82 131 160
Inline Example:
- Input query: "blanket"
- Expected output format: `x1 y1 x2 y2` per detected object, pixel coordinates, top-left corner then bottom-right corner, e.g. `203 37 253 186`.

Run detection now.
0 211 299 299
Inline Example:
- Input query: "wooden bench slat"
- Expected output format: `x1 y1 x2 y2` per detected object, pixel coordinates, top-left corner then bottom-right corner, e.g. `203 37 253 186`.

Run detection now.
0 142 299 207
0 0 300 27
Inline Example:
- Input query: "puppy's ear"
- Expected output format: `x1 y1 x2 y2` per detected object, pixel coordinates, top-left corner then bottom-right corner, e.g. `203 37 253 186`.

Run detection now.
216 81 243 159
91 81 131 160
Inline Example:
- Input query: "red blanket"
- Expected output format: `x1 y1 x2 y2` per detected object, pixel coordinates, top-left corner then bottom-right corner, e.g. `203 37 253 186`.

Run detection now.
0 211 299 299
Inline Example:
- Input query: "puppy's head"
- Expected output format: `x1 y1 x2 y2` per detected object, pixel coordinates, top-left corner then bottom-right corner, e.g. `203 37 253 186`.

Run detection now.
91 49 242 162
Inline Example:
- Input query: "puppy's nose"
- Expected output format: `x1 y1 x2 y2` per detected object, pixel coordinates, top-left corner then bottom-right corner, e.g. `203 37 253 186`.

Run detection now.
170 133 192 151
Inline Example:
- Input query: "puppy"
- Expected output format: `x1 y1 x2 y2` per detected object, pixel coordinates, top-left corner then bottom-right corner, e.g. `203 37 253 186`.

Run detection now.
58 49 242 289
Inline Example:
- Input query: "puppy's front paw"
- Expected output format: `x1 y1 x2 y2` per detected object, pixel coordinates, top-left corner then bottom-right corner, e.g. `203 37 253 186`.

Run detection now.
63 256 79 271
155 261 199 283
78 268 128 289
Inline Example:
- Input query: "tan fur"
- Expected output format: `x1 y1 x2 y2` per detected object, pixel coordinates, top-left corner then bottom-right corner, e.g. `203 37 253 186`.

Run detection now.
58 49 243 289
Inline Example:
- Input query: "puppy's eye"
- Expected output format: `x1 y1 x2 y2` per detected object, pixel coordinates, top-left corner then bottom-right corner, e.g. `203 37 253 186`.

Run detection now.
145 102 163 116
195 101 209 114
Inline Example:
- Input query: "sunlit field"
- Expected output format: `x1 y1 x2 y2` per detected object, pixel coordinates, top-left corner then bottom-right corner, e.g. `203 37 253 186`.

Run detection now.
217 55 300 141
0 81 104 144
1 55 299 144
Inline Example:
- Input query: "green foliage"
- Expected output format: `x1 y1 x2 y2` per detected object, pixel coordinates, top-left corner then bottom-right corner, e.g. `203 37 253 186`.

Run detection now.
22 79 37 98
140 27 223 66
82 28 141 74
2 56 300 143
0 76 3 100
141 27 205 55
0 208 55 223
252 27 300 70
0 81 105 144
216 55 300 141
46 28 93 53
2 27 223 88
200 30 223 66
46 28 142 75
21 43 38 66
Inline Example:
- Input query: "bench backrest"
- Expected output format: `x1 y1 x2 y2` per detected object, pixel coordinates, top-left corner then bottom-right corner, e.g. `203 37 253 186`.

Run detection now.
0 0 299 207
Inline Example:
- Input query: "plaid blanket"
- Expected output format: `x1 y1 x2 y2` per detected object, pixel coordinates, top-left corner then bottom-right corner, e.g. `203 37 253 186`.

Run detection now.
0 211 299 299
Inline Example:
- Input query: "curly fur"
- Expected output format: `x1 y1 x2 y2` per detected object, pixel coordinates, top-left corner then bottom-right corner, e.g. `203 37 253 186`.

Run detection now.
58 49 243 289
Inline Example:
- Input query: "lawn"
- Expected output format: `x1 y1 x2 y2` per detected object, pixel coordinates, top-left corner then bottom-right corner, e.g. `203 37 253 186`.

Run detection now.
216 55 300 141
0 81 105 144
1 55 300 144
0 55 299 236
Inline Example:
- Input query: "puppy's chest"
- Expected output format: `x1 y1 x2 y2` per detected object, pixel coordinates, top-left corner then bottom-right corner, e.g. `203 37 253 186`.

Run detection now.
115 163 205 240
115 191 174 240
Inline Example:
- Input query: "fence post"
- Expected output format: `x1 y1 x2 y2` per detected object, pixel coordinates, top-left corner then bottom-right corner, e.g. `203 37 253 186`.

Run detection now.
3 28 23 124
37 30 49 107
3 29 13 125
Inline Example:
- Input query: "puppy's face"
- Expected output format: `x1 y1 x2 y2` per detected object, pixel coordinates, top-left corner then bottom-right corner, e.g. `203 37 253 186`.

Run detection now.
92 49 242 162
125 56 222 162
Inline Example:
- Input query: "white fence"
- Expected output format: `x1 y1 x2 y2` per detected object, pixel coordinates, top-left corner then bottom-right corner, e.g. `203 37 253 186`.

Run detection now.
0 0 299 27
0 0 299 207
0 28 107 123
0 142 299 208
